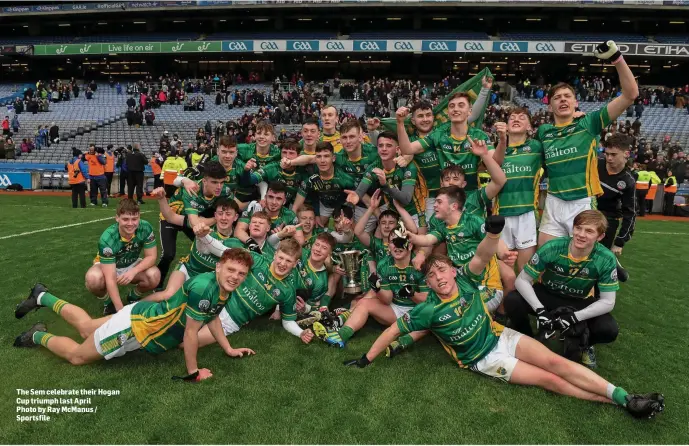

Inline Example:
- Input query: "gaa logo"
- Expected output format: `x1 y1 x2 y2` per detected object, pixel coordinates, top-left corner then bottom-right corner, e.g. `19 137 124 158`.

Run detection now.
500 42 522 52
423 41 455 51
0 174 12 187
358 41 382 51
393 41 414 50
535 42 556 52
326 41 346 50
292 41 313 51
260 42 279 51
226 42 249 51
464 42 485 51
429 42 448 51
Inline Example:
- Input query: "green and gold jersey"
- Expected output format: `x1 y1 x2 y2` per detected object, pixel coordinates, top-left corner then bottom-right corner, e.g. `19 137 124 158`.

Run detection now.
429 212 502 291
418 126 494 191
377 256 429 307
131 272 228 354
369 236 389 264
303 228 326 251
321 131 343 154
524 237 619 299
464 188 490 218
249 162 307 206
536 108 610 200
224 252 298 326
210 156 246 192
297 167 357 209
237 143 281 169
409 125 445 195
360 159 426 221
494 140 544 217
164 180 233 223
294 249 330 307
397 282 502 367
239 205 300 232
179 228 236 278
335 143 379 185
96 221 156 269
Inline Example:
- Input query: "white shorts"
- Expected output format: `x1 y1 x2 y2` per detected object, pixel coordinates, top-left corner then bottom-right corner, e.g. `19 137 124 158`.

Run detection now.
469 327 523 382
540 195 592 238
319 202 334 219
501 211 538 250
390 303 413 319
93 303 141 360
354 205 378 233
94 258 142 277
425 196 436 223
219 308 241 335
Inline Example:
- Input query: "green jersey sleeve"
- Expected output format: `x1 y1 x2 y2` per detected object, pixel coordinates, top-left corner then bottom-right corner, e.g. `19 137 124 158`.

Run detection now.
237 143 255 163
581 107 612 137
596 250 620 292
140 220 156 249
278 284 298 321
98 232 118 265
253 162 280 184
401 162 417 186
397 302 434 334
181 184 201 216
464 188 490 217
524 242 556 280
464 213 487 241
183 276 216 322
418 128 440 153
429 222 447 243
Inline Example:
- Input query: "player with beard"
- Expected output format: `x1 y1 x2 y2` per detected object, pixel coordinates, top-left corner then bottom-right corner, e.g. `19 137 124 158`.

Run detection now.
342 221 665 421
292 142 357 226
142 197 240 304
505 210 622 369
491 108 544 271
14 249 255 382
596 133 635 282
397 92 494 191
536 41 639 247
313 229 428 348
235 181 304 246
191 238 316 349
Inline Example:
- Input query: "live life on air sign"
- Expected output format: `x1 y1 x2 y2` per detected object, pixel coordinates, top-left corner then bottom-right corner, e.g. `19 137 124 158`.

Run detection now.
31 40 689 57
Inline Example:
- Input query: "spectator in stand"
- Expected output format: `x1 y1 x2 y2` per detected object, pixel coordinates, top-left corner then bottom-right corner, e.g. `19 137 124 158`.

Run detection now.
671 151 686 184
126 143 148 205
634 101 644 119
85 88 93 100
2 116 9 136
116 146 129 197
6 136 16 158
11 115 20 134
67 148 89 208
20 138 32 154
49 122 59 144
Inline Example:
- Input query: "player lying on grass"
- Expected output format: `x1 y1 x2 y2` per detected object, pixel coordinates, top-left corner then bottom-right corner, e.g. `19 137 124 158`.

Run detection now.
142 197 241 303
504 210 621 369
189 238 316 348
343 217 665 419
312 227 429 348
85 199 160 316
14 249 255 382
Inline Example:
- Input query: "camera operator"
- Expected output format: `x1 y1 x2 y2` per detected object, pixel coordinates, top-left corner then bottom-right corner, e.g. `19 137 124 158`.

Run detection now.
126 143 148 204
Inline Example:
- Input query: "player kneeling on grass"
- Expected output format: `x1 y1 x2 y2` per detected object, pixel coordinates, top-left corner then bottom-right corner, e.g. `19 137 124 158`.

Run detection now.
14 249 255 382
504 210 621 369
192 238 316 348
85 199 160 316
313 228 429 348
143 198 241 304
343 217 665 419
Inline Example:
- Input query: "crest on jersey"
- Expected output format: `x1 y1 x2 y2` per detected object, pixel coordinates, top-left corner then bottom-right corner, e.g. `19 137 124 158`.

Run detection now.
580 267 589 276
480 224 486 234
102 247 114 257
199 299 211 311
306 278 313 286
617 181 626 190
611 270 618 281
459 297 468 308
522 146 532 153
530 253 540 265
457 265 465 276
402 312 411 323
458 232 464 238
404 171 412 179
146 232 155 242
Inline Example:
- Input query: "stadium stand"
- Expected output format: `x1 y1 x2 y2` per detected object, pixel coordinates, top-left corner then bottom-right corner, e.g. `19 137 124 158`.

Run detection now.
654 35 689 44
74 33 199 43
498 32 650 42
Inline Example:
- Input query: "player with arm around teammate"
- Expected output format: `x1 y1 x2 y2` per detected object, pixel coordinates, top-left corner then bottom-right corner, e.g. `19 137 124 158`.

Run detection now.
85 199 160 316
14 248 255 382
343 218 664 420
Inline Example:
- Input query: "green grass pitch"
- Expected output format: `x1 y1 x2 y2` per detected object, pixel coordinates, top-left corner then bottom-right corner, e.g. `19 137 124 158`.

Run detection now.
1 195 687 444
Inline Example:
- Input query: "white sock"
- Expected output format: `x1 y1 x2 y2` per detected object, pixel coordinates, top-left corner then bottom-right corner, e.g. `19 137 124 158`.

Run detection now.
37 292 46 305
606 383 616 400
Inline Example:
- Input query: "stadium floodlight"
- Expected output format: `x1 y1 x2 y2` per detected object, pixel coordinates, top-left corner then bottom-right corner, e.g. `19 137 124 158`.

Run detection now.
670 21 685 24
387 17 402 21
173 20 186 23
526 18 541 21
621 20 631 22
219 19 226 22
98 22 107 25
433 17 448 21
255 18 269 22
298 18 312 21
133 21 146 24
573 18 588 22
59 24 71 27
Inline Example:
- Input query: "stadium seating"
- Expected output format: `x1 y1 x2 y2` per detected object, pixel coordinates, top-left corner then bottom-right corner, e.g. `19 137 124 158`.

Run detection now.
206 32 338 40
514 97 689 148
498 32 649 42
74 33 199 43
0 36 75 45
348 31 490 39
654 35 689 44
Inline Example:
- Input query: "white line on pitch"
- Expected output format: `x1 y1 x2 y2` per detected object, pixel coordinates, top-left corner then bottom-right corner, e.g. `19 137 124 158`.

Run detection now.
0 211 153 240
636 231 689 235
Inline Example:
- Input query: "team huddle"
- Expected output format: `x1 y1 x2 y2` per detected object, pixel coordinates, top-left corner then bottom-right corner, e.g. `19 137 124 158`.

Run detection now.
14 42 664 419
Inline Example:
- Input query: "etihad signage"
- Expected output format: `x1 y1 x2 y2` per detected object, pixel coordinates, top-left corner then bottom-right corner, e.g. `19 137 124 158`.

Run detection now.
565 42 689 57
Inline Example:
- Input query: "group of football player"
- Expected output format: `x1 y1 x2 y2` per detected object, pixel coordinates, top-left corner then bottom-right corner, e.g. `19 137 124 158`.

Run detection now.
14 41 664 419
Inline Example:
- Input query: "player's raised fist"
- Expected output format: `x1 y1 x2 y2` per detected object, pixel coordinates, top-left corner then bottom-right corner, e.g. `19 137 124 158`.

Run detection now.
151 187 166 199
482 75 494 89
484 215 505 234
396 107 410 122
594 40 621 62
495 122 508 139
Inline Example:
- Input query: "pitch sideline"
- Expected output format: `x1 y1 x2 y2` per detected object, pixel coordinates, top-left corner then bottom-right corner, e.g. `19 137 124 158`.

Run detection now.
0 211 153 241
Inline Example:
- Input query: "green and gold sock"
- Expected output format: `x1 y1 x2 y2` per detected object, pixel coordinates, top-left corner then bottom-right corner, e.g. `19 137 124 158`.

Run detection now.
339 326 354 342
127 288 144 303
398 334 415 348
32 331 54 347
37 292 68 315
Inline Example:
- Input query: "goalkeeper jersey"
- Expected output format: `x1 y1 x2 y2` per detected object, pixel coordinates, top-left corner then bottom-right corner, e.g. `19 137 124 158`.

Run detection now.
131 272 228 354
96 221 156 269
397 282 502 367
524 237 619 299
224 252 298 326
536 108 610 200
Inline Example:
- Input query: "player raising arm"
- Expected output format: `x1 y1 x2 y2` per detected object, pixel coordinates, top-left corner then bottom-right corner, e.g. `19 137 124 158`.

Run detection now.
343 218 665 420
85 199 160 315
14 249 255 382
537 41 639 246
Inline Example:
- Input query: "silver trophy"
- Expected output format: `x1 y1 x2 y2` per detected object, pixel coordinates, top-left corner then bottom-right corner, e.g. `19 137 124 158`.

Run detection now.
337 250 363 295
